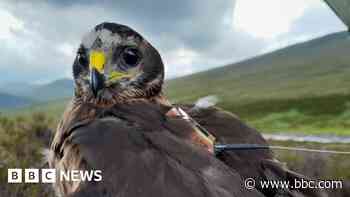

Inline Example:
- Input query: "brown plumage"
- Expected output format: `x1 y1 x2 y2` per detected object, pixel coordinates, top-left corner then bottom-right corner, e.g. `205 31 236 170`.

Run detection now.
49 22 324 197
51 98 267 197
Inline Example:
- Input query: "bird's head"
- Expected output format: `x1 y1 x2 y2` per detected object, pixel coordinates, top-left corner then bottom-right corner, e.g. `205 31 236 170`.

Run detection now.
73 22 164 105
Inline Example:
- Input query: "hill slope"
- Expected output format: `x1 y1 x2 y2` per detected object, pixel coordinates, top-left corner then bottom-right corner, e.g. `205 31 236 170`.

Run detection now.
0 93 32 109
0 79 74 106
165 31 350 135
0 83 36 97
28 79 74 101
165 31 350 104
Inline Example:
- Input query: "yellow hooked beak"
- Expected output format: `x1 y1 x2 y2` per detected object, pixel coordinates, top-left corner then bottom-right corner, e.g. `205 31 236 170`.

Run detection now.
89 51 106 96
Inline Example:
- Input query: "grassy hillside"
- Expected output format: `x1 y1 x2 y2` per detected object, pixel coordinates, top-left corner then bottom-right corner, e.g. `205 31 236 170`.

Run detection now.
0 78 73 101
165 31 350 103
0 83 36 97
0 93 32 109
27 79 74 101
5 98 70 120
165 31 350 135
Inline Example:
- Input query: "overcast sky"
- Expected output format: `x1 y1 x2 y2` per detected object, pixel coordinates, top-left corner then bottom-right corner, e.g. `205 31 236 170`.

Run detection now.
0 0 346 84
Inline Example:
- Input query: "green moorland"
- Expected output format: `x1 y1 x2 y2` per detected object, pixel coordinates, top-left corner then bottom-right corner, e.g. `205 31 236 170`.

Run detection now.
0 113 55 196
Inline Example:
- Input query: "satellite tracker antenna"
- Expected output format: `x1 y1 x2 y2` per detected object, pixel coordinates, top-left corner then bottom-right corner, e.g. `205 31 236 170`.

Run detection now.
324 0 350 31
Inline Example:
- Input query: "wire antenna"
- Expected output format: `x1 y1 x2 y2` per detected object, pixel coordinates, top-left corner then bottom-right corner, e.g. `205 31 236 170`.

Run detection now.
214 144 350 155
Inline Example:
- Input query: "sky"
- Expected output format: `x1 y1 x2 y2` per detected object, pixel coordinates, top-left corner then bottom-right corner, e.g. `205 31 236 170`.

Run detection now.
0 0 346 84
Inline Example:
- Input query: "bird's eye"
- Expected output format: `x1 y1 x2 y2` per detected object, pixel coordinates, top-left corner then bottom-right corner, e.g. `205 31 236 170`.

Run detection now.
122 48 141 68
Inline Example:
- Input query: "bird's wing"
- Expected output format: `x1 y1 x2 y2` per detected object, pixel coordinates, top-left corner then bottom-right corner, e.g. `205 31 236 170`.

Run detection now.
51 100 264 197
178 104 326 197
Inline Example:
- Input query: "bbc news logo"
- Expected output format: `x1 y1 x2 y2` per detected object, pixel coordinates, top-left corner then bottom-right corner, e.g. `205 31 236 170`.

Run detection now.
8 169 102 183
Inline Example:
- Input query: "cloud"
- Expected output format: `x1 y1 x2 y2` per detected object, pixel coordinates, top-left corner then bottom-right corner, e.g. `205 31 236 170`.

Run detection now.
0 9 24 40
234 0 305 39
0 0 346 84
261 0 347 52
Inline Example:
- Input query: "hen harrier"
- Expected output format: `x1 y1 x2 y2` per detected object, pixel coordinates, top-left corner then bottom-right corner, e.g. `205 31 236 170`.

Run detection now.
49 22 322 197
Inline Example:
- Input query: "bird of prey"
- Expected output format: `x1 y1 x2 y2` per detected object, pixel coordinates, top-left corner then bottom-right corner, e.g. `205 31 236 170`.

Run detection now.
49 22 324 197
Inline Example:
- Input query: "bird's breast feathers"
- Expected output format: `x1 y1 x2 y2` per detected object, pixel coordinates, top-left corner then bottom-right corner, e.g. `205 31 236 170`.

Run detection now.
53 98 217 158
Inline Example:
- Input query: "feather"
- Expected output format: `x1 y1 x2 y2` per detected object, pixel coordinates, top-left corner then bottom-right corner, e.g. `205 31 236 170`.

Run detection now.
193 95 219 110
